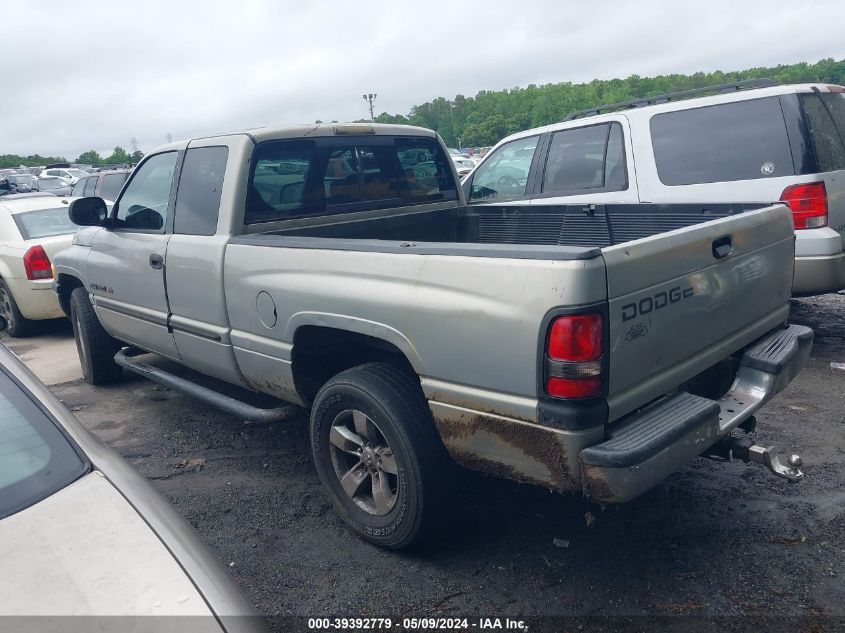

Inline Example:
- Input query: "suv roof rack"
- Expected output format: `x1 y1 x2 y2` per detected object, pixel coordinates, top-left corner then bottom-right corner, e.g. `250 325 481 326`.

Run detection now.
562 78 780 121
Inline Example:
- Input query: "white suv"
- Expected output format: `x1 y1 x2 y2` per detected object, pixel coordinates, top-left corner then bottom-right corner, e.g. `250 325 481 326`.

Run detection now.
41 168 89 185
463 80 845 296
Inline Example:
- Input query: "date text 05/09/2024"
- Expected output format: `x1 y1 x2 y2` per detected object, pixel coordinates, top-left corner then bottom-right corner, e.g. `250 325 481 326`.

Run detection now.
307 618 529 631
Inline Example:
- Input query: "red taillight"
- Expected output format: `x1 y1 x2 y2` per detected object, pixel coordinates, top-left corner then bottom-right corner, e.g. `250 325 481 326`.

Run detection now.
545 313 603 399
24 245 52 280
547 375 601 399
780 182 828 230
548 314 602 362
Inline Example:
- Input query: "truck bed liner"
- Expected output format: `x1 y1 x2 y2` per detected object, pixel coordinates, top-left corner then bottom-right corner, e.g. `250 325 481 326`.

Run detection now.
241 203 769 252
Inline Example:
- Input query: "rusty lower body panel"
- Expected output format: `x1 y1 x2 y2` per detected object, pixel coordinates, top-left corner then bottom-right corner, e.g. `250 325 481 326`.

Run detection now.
429 401 604 493
427 324 812 504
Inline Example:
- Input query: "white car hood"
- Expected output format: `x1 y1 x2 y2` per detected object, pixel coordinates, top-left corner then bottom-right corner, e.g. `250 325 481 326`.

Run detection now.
0 471 215 617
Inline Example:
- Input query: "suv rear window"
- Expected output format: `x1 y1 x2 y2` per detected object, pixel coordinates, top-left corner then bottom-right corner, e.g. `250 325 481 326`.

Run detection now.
650 97 795 185
799 92 845 172
246 136 457 224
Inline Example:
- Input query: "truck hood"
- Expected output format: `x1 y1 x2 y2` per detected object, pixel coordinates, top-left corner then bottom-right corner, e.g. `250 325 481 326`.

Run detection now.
0 471 219 620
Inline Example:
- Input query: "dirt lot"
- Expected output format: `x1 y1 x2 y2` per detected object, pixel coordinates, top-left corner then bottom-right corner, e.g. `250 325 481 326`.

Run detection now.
7 295 845 630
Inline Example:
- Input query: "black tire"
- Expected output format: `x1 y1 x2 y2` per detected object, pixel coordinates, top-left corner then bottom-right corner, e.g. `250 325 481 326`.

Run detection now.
310 362 446 549
69 286 122 385
0 279 35 337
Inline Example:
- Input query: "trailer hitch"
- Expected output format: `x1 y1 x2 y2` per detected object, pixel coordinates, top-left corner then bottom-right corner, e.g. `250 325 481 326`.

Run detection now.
706 435 804 483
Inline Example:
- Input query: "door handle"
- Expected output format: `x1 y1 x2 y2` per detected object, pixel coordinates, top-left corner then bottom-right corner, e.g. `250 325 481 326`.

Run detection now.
712 235 733 259
149 254 164 270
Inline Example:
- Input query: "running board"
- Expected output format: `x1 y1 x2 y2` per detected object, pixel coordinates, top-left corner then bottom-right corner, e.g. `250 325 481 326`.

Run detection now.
114 347 300 423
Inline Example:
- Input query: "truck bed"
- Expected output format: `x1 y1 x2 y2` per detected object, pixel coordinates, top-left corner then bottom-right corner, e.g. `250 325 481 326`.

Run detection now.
246 202 767 249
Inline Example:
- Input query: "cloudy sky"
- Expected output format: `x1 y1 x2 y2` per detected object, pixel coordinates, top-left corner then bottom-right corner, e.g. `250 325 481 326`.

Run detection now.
2 0 844 160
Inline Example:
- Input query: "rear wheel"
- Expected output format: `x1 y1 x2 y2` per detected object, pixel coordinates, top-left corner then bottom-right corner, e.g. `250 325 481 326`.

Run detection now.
310 362 446 549
69 286 122 384
0 280 34 337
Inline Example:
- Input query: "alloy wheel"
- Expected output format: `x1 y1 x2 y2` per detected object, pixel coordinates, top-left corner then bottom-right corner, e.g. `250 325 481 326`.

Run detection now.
328 409 399 516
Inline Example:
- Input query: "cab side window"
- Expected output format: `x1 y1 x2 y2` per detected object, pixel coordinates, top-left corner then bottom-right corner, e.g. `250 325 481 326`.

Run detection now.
115 152 178 231
541 122 627 195
173 147 228 236
468 135 539 202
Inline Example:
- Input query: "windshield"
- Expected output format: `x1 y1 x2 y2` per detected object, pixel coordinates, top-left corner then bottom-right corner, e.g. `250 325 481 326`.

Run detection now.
65 169 88 178
38 178 66 191
0 366 88 519
9 175 37 186
14 207 81 239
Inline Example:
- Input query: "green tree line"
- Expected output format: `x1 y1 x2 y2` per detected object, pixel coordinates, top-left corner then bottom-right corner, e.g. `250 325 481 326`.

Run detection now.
372 58 845 147
0 146 143 169
77 146 143 165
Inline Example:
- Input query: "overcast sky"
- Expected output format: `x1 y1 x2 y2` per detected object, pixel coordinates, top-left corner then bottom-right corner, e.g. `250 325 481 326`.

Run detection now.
2 0 844 160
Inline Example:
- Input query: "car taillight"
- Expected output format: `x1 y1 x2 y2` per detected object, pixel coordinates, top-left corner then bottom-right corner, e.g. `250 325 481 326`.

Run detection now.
24 245 52 280
780 182 828 229
545 313 603 399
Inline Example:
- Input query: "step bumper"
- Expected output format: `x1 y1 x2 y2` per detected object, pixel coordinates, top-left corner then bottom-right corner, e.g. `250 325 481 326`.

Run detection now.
580 324 813 504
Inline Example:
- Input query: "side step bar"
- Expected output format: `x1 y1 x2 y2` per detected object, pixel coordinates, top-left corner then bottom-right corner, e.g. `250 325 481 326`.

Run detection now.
115 347 300 423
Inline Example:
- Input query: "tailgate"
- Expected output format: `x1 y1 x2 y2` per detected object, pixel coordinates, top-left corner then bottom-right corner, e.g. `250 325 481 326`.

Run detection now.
602 203 795 422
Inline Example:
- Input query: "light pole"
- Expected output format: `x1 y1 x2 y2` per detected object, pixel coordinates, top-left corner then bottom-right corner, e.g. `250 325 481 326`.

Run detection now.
362 93 377 122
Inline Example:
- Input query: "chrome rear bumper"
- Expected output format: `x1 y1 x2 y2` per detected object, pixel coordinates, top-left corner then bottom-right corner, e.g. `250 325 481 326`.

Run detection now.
580 324 813 503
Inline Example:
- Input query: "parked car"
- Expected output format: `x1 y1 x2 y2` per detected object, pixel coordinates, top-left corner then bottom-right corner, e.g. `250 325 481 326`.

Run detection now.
0 196 83 336
4 174 39 193
55 123 810 550
35 176 72 197
463 80 845 296
447 147 471 159
40 167 88 185
0 324 262 628
71 168 131 202
452 156 476 178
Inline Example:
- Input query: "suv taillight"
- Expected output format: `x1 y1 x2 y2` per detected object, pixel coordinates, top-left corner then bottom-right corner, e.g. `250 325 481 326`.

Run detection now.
780 182 828 229
545 313 603 399
24 245 52 280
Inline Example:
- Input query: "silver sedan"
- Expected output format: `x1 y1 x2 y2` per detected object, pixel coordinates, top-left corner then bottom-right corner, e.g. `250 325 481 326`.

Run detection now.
0 321 264 632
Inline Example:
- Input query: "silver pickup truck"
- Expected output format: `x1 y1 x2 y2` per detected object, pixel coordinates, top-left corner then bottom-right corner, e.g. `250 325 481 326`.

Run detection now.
53 123 812 549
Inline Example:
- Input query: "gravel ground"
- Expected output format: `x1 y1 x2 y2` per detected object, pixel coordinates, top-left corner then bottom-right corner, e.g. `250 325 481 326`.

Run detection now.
9 295 845 631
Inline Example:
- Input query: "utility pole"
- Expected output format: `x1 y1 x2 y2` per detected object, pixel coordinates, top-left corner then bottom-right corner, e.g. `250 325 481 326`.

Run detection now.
165 132 173 144
130 137 139 153
362 93 377 122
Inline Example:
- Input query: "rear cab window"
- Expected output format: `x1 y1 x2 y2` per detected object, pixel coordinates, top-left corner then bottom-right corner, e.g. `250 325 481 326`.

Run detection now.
650 97 795 185
0 367 88 519
245 135 457 225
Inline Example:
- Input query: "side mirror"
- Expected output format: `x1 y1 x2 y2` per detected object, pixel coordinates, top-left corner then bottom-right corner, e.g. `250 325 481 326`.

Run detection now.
69 197 108 226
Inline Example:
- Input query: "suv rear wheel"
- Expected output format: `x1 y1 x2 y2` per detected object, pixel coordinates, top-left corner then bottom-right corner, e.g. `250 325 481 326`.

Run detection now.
310 362 446 549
